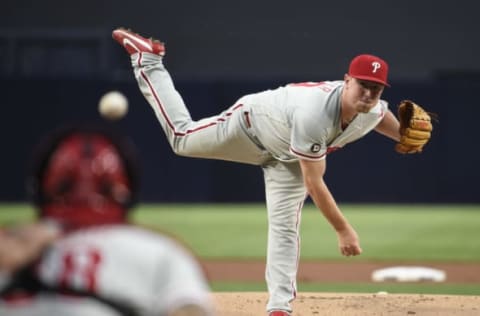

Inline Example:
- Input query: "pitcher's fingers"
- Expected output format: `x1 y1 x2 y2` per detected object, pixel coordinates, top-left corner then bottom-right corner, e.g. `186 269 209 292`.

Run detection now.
352 245 363 256
341 245 362 256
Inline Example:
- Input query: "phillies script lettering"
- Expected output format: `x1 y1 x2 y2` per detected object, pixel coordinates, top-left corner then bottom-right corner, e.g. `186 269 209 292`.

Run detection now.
288 81 334 92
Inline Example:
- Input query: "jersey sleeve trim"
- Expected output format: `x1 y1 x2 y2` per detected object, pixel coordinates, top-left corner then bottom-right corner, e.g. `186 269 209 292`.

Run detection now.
289 147 326 161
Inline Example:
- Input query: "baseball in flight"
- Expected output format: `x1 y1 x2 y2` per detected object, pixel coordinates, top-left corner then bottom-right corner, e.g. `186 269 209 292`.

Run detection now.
98 90 129 120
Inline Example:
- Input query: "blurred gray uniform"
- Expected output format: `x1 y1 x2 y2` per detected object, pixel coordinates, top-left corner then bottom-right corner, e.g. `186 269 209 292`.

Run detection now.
0 225 213 316
130 53 388 312
0 295 122 316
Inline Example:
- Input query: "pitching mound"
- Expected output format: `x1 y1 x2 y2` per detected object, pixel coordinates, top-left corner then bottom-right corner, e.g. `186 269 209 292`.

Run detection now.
213 292 480 315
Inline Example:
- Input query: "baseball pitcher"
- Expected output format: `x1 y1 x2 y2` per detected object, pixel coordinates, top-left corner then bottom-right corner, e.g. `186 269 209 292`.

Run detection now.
112 28 433 316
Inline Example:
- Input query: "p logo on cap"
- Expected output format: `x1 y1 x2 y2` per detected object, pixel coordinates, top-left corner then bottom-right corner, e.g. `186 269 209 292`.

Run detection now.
348 54 390 87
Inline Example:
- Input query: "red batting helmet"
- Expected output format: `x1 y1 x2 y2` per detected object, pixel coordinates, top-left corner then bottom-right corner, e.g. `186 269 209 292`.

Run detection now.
27 125 139 230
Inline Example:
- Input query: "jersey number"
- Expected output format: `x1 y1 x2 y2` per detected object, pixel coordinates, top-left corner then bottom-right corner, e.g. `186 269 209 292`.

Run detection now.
57 247 102 292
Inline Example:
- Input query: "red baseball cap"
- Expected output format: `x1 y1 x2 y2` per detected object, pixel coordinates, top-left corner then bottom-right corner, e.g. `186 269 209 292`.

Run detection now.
348 54 390 87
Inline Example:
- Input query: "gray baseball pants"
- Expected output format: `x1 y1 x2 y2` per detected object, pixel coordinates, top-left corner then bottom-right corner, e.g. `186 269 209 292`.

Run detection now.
131 52 307 313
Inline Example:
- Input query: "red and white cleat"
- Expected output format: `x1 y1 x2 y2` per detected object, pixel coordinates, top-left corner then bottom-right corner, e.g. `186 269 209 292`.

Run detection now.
112 28 165 56
269 311 291 316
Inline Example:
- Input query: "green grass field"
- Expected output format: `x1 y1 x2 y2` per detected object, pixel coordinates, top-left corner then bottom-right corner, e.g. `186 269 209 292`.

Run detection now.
135 203 480 261
2 203 480 261
1 203 480 294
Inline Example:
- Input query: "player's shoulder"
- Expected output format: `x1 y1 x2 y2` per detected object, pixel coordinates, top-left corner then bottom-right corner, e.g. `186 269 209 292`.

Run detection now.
379 99 389 108
359 99 389 119
285 80 343 92
59 224 168 246
48 225 196 269
284 81 342 105
375 99 389 111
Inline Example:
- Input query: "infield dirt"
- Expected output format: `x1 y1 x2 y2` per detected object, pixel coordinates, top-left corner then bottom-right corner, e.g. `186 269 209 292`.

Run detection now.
213 292 480 315
205 260 480 315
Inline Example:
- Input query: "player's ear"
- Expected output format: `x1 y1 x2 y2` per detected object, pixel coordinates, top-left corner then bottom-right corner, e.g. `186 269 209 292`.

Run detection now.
344 74 352 86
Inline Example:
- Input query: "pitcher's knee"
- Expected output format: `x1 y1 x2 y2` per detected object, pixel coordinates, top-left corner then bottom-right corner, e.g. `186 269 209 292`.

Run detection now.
170 142 202 158
170 144 189 157
269 225 298 242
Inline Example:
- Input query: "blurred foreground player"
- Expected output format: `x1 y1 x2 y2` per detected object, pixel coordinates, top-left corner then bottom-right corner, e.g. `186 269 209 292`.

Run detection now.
0 125 214 316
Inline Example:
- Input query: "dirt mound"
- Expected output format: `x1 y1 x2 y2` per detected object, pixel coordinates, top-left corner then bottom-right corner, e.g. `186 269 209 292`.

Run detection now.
213 292 480 316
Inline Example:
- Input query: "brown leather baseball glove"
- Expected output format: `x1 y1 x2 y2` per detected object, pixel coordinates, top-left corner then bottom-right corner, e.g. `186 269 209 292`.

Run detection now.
395 100 433 154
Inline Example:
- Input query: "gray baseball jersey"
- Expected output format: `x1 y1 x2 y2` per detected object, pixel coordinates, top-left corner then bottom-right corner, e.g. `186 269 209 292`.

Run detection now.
0 225 213 316
239 80 388 161
126 52 387 313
